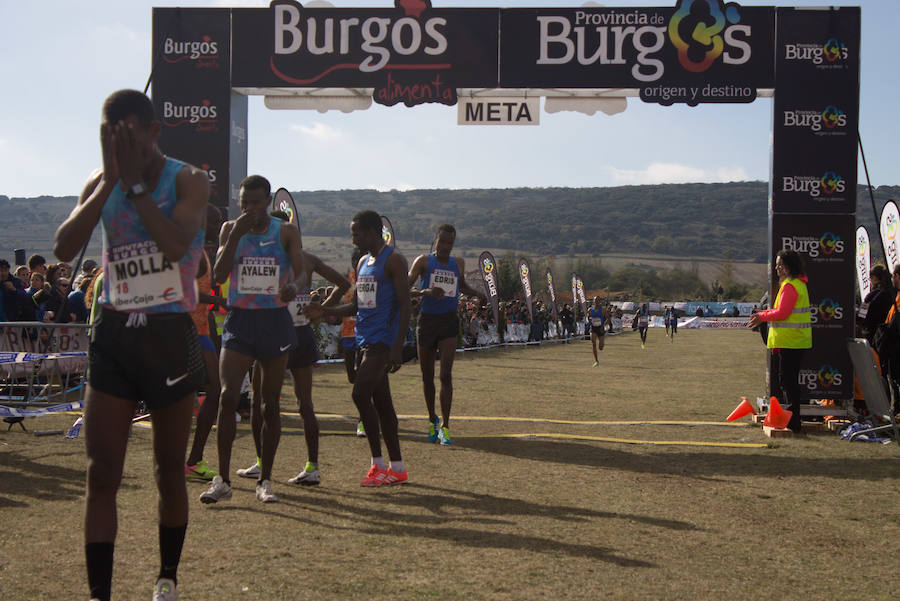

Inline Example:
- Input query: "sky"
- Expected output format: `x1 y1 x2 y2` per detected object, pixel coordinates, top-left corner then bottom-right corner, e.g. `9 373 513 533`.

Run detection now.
0 0 896 199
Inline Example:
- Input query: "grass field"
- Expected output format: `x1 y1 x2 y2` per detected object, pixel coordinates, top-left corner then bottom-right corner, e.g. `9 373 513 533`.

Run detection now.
2 329 899 600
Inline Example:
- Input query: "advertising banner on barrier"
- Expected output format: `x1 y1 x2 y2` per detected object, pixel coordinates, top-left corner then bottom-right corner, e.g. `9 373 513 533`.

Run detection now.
479 251 500 327
855 225 870 301
500 2 774 105
152 8 232 213
770 213 855 400
879 201 900 273
518 258 533 321
771 7 860 214
232 2 500 106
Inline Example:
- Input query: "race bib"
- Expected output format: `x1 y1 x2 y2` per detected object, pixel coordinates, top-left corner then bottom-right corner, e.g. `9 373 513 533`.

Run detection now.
592 317 603 326
289 292 311 326
357 275 378 309
108 241 183 310
237 257 279 295
430 269 458 298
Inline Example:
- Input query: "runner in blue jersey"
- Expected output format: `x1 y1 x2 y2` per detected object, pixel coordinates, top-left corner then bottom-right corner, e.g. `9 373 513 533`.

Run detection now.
589 296 606 366
199 175 306 505
636 303 650 349
305 210 412 486
54 90 209 601
408 224 485 445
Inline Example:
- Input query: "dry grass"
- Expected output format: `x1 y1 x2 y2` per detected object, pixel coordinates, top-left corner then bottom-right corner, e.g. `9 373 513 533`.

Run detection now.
2 329 899 600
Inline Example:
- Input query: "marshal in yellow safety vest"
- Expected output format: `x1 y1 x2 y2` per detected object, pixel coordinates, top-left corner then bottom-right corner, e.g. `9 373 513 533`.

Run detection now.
767 276 812 349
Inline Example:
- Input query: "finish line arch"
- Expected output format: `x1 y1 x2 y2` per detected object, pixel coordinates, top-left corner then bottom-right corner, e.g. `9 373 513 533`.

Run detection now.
151 0 860 401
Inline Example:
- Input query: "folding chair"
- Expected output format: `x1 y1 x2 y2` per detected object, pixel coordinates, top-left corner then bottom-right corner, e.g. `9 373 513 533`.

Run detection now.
845 338 900 445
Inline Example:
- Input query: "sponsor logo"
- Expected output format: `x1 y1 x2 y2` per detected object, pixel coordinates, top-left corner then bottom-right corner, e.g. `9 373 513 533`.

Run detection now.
885 212 898 241
817 364 843 388
162 99 219 132
538 0 752 85
799 365 843 391
163 35 220 68
382 225 393 246
668 0 745 73
857 232 868 258
160 287 178 302
809 297 844 325
482 258 494 274
279 344 292 352
519 264 530 279
271 0 455 105
781 233 845 259
782 105 848 135
784 37 849 69
781 171 846 198
279 201 294 223
166 373 189 387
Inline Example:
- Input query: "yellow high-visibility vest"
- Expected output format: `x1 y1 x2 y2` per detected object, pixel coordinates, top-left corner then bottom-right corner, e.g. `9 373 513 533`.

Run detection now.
767 276 812 349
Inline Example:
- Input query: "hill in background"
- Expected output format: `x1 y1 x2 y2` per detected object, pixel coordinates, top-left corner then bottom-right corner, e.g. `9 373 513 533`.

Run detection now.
3 182 897 297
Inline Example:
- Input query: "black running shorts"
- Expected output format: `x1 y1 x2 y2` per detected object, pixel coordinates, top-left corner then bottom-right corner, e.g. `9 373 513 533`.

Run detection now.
89 307 206 409
287 325 320 369
221 307 297 361
416 311 459 350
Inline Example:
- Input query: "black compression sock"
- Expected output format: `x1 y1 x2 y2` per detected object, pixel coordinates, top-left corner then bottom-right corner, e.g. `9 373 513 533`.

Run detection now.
158 523 187 585
86 541 114 601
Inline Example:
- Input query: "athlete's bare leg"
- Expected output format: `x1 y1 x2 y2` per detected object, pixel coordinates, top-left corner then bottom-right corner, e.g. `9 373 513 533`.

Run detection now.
216 349 255 480
291 365 319 465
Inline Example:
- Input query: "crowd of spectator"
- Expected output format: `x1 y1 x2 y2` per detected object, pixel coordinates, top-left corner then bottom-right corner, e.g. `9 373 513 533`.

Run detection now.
0 254 100 324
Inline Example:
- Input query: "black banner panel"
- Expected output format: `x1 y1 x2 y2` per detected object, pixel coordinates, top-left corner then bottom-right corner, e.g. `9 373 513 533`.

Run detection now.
771 7 860 214
152 8 233 214
769 214 855 401
499 2 774 105
232 2 499 106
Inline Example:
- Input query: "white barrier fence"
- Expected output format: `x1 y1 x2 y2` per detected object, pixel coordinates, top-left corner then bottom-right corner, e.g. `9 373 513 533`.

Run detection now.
1 322 90 406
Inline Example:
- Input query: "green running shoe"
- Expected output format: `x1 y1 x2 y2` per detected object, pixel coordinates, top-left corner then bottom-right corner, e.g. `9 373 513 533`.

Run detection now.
185 459 218 481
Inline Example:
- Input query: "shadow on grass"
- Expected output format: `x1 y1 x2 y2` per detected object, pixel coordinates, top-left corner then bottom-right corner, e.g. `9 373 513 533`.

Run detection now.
206 483 695 567
460 437 900 481
0 449 86 504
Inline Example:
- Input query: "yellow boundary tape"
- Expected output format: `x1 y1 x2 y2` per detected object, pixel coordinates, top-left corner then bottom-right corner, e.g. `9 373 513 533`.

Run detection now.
135 411 766 449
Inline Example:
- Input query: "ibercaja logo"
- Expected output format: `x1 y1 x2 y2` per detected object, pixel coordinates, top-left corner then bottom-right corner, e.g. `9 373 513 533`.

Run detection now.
162 99 219 133
163 35 220 69
668 0 746 73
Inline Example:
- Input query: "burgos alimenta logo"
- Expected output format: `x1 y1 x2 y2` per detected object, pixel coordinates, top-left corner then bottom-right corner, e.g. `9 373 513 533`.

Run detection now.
669 0 743 72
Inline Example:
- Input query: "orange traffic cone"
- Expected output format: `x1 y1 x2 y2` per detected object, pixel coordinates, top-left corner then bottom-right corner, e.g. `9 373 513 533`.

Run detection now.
763 397 792 430
727 397 756 421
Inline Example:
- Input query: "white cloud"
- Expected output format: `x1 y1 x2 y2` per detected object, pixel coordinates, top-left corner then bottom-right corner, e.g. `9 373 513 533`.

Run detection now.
606 163 749 185
290 122 344 142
